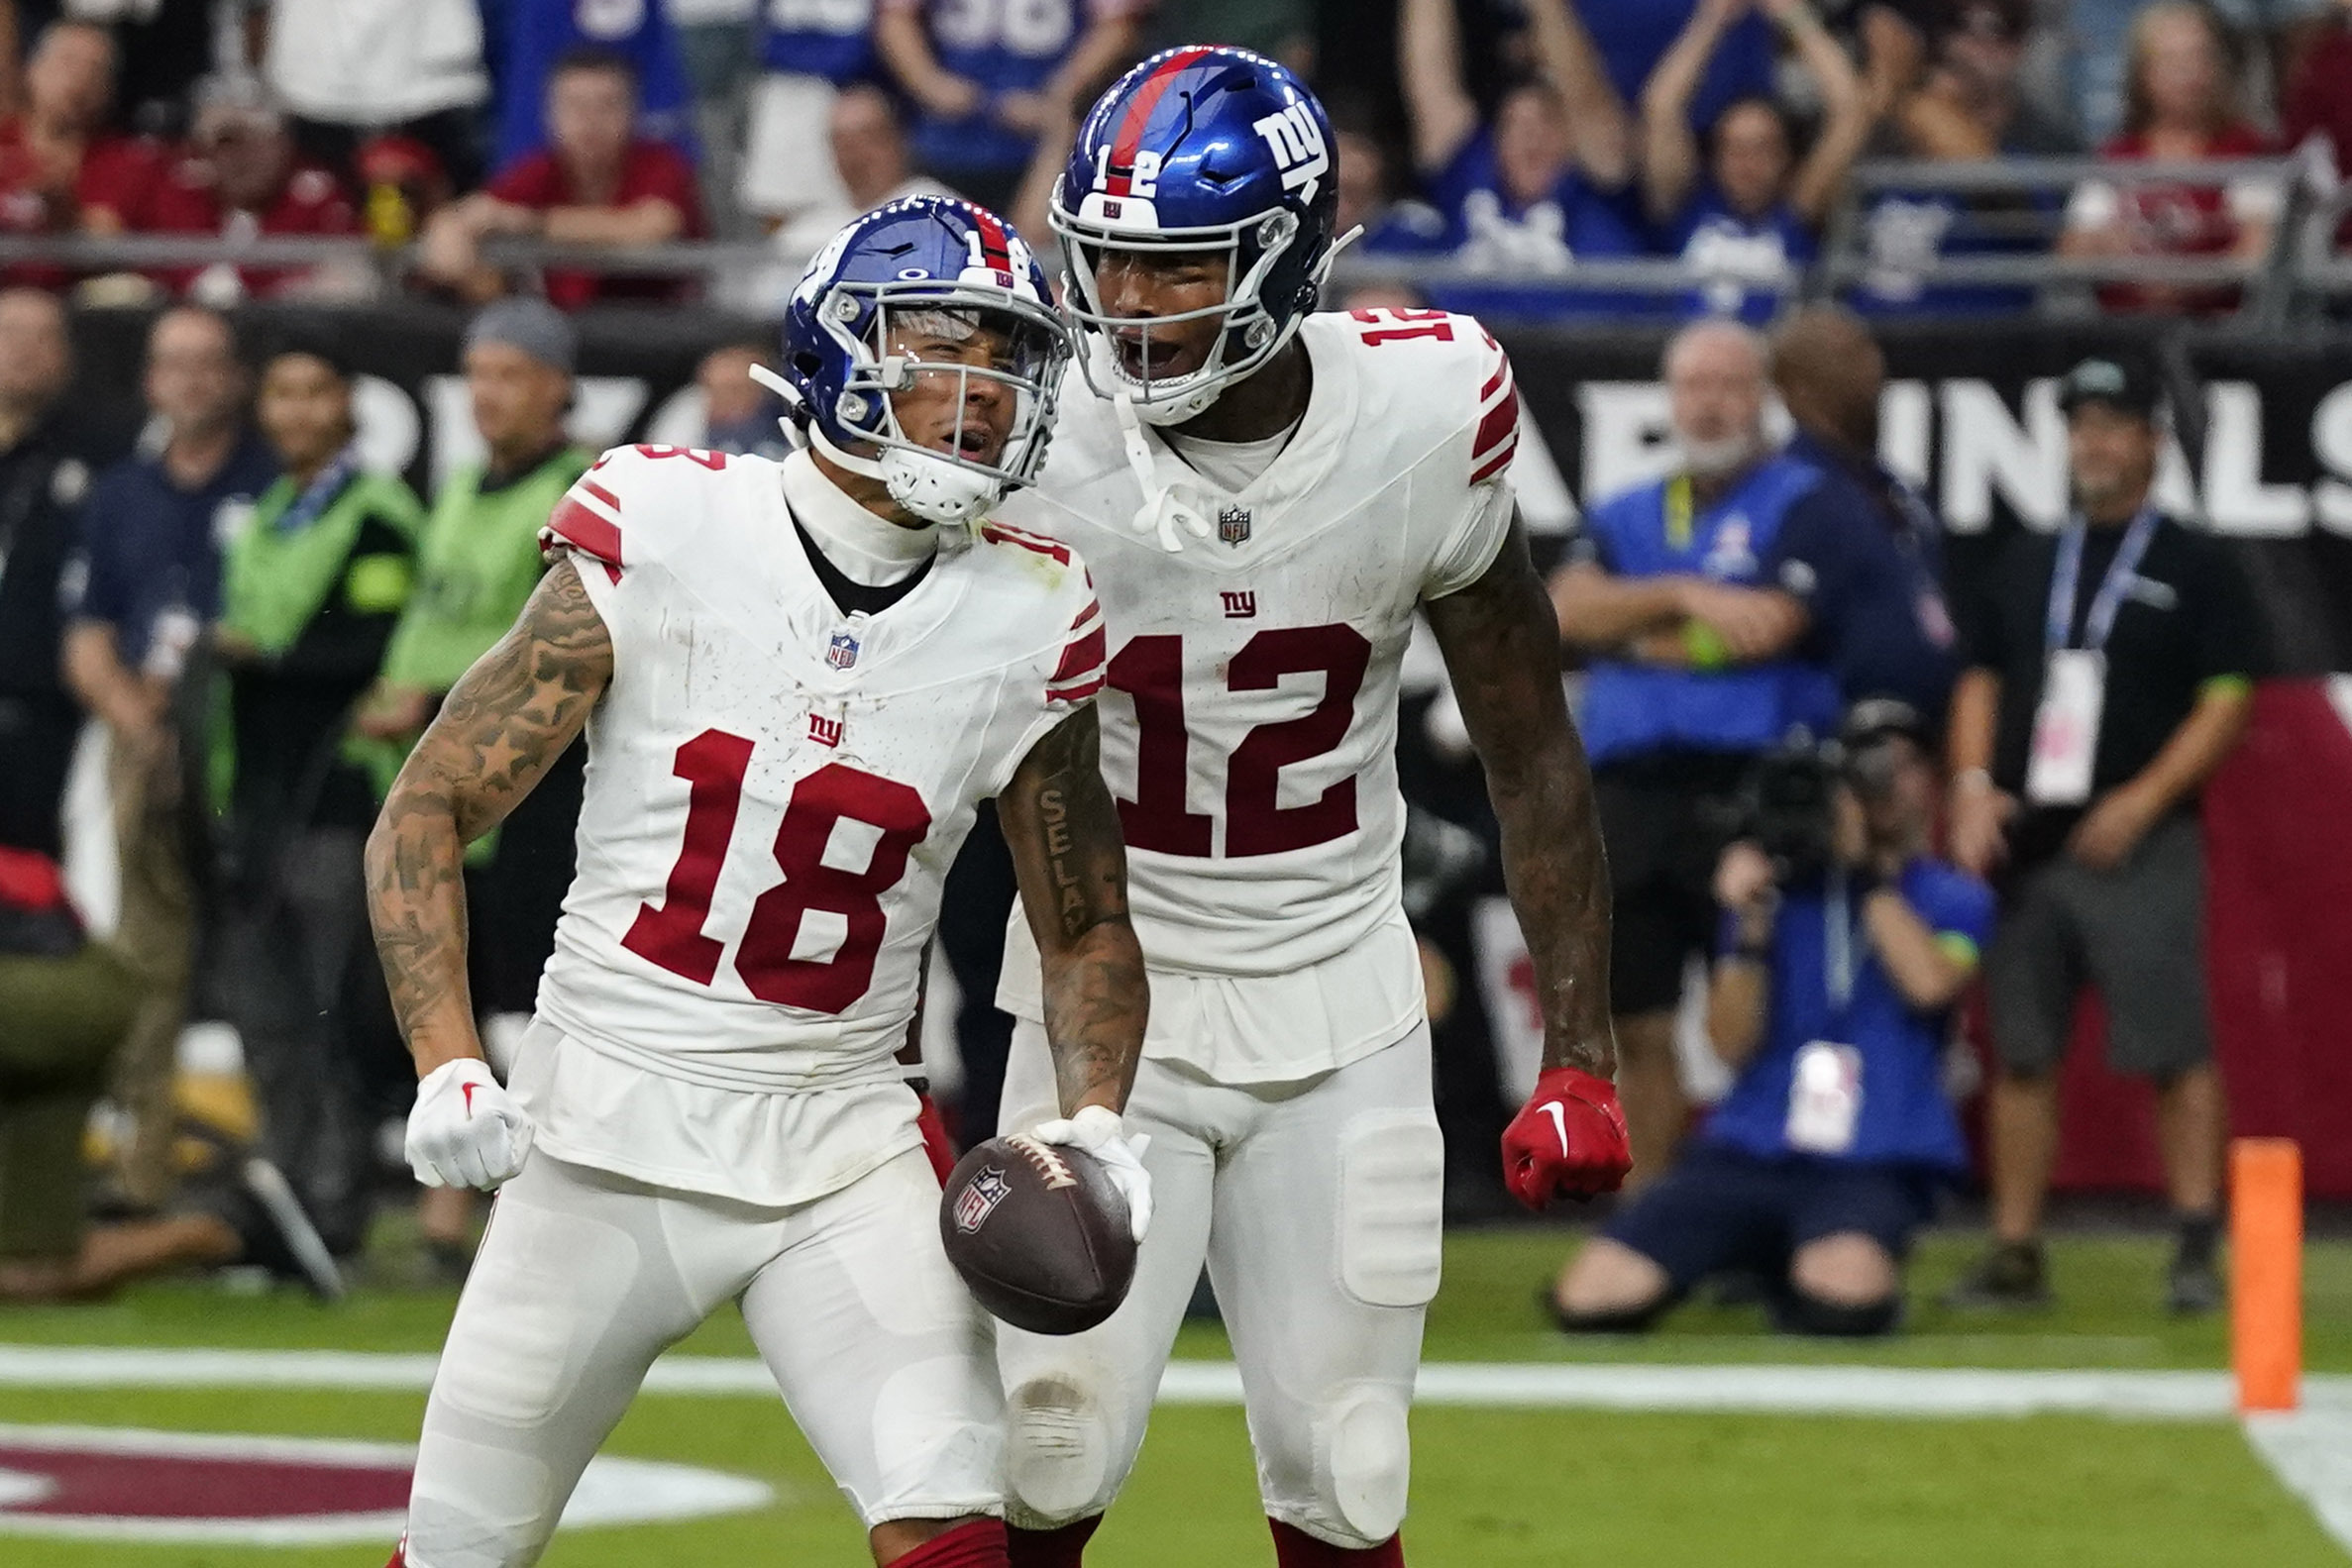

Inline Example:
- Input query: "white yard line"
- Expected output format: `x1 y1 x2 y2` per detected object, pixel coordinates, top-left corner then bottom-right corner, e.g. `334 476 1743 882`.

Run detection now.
0 1343 2342 1418
5 1343 2349 1554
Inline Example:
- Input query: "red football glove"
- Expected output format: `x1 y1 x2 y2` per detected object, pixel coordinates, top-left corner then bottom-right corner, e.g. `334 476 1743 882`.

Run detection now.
915 1093 959 1185
1501 1066 1632 1209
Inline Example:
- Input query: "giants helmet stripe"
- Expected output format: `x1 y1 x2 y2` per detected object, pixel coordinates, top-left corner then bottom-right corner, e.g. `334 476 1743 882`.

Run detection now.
1107 46 1213 196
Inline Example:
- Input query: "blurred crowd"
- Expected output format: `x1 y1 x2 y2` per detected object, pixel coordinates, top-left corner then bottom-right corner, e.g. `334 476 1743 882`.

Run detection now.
0 1 2342 320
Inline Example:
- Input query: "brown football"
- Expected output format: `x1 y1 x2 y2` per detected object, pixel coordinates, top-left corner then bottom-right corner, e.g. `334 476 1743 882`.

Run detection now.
939 1133 1137 1335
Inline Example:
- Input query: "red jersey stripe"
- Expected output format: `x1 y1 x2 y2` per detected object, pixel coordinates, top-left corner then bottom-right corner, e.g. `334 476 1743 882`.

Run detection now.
547 495 622 567
1471 432 1519 485
1052 624 1107 684
1471 381 1519 462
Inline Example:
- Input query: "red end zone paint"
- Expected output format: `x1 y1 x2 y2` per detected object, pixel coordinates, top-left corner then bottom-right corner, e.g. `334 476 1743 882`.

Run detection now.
0 1426 774 1544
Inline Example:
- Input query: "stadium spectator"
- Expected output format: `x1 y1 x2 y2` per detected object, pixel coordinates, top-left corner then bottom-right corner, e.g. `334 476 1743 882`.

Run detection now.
1944 353 2260 1315
2284 6 2352 214
1553 700 1989 1337
1853 0 2080 315
775 84 958 261
69 0 215 139
260 0 492 197
1397 0 1648 320
873 0 1144 214
1769 307 1959 720
1641 0 1873 323
740 0 877 227
131 79 366 305
695 340 792 459
0 289 120 864
1550 320 1841 1182
212 343 423 1259
358 299 590 1270
59 305 274 1213
0 20 159 285
1582 0 1776 133
2061 1 2280 317
2069 0 2330 144
492 0 696 165
0 285 139 1304
1335 123 1447 261
419 47 708 310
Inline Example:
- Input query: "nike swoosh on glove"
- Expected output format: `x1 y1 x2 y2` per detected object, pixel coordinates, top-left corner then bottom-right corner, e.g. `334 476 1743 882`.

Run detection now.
406 1058 536 1190
1030 1103 1153 1242
1501 1066 1632 1209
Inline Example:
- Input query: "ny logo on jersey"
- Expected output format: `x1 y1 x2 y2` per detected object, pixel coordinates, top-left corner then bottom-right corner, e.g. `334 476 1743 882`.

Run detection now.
1220 589 1257 619
1251 104 1330 205
826 630 860 670
953 1165 1014 1233
1218 505 1252 546
808 713 843 749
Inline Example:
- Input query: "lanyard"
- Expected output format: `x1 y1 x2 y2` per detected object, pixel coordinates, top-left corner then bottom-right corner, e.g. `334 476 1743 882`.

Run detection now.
273 448 361 535
1824 868 1862 1027
2046 507 2159 655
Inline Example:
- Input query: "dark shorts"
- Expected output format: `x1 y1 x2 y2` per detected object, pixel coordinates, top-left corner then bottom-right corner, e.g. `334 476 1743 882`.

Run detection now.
1604 1143 1938 1295
1984 813 2211 1079
1594 753 1751 1016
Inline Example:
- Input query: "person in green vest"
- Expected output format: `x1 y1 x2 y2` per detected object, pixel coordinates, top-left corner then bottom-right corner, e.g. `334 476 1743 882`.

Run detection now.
212 341 424 1263
356 297 590 1273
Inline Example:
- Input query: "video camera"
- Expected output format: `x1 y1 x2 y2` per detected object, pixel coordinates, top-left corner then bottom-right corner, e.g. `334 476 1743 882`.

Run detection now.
1720 699 1931 883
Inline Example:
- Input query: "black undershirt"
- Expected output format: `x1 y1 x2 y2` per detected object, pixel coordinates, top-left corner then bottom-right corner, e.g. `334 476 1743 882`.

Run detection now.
791 516 934 617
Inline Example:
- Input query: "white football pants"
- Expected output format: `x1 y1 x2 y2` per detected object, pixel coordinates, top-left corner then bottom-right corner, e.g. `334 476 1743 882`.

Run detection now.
402 1149 1001 1568
994 1021 1443 1549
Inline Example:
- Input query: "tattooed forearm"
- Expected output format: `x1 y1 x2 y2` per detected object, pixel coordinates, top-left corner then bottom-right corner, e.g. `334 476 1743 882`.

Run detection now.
1000 704 1148 1115
1426 522 1619 1079
364 559 613 1075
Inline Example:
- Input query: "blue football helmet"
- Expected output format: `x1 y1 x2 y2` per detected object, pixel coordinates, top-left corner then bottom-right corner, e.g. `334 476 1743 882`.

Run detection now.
1052 47 1346 426
765 195 1070 526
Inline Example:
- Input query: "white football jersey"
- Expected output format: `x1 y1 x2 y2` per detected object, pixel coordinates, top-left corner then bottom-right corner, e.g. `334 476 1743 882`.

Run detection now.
993 309 1519 1079
526 445 1101 1181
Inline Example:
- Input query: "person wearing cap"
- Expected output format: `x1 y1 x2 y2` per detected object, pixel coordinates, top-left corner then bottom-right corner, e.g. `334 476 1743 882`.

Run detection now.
1551 698 1993 1337
210 342 423 1257
1551 318 1843 1184
131 76 363 305
359 298 590 1265
60 304 276 1211
1944 353 2260 1315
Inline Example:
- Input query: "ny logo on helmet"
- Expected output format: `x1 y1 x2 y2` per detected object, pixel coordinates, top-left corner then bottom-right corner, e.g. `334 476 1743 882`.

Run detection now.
1251 104 1329 204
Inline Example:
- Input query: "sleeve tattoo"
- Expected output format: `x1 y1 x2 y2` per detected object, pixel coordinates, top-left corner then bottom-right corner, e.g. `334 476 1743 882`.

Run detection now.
364 558 613 1070
1000 703 1149 1115
1425 520 1619 1078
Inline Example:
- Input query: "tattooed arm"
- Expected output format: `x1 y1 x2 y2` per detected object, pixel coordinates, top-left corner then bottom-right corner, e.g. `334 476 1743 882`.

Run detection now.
1425 520 1618 1079
997 703 1147 1116
365 559 613 1077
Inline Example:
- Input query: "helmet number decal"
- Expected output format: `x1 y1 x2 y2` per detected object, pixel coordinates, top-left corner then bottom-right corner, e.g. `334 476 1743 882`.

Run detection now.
1251 104 1329 205
1093 143 1162 199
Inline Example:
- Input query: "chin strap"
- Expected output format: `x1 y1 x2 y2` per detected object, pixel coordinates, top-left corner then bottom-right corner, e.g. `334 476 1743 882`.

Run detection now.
1113 388 1211 554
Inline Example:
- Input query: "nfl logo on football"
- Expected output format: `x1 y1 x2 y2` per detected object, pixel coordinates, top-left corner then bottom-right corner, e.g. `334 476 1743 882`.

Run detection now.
954 1166 1013 1233
825 630 859 671
1218 505 1251 546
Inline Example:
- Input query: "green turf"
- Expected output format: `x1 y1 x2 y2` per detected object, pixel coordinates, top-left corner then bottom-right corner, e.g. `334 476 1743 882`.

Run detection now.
0 1228 2344 1566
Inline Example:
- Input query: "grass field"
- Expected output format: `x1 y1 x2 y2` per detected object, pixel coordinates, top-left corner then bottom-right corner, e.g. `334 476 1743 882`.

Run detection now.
2 1224 2346 1567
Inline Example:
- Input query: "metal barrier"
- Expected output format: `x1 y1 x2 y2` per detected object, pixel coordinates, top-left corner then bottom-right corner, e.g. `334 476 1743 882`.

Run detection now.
0 154 2334 322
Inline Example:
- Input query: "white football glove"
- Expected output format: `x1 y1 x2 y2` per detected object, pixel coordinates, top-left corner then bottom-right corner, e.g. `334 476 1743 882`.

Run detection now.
1031 1103 1153 1243
406 1058 535 1190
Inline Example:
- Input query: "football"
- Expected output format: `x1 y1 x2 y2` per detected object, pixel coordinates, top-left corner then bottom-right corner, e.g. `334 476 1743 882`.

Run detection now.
939 1133 1137 1335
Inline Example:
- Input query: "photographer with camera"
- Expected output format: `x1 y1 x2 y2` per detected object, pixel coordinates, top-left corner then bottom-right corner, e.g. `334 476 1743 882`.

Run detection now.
1550 700 1992 1337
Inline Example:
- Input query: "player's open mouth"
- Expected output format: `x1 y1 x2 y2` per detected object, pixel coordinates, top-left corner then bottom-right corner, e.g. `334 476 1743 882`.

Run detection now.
934 429 996 460
1114 335 1192 381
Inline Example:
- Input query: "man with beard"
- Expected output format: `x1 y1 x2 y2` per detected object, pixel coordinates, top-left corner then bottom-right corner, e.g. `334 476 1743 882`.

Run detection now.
1551 318 1842 1181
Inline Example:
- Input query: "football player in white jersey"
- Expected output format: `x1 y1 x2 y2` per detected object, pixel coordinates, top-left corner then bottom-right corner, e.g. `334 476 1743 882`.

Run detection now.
363 197 1154 1568
985 50 1634 1568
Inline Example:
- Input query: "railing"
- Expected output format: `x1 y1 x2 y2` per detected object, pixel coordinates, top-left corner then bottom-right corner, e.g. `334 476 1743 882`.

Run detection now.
7 153 2345 324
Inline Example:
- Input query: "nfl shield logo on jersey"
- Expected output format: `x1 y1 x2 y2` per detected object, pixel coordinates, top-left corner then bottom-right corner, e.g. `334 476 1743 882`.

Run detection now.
1218 505 1251 546
954 1165 1014 1233
826 630 860 670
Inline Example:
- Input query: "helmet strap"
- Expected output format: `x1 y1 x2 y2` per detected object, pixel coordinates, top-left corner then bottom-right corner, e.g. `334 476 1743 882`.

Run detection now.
808 421 890 480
